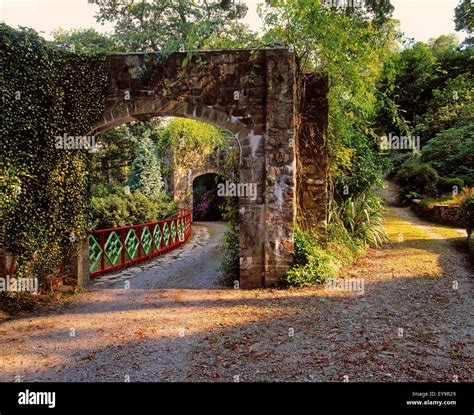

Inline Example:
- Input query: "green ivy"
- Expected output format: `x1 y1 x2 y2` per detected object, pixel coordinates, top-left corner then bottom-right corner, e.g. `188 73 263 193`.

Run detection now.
0 24 108 280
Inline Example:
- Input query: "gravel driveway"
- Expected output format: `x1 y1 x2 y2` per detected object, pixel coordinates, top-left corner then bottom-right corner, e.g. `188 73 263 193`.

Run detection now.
0 212 472 382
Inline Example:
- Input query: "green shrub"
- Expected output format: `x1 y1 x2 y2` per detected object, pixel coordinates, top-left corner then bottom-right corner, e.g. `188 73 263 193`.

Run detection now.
285 191 388 287
395 160 439 196
390 152 418 175
126 191 159 225
421 122 474 184
91 183 113 198
152 197 177 220
219 195 239 285
459 195 474 239
284 228 341 287
89 186 176 230
337 192 390 248
326 223 365 262
436 176 464 195
90 194 130 229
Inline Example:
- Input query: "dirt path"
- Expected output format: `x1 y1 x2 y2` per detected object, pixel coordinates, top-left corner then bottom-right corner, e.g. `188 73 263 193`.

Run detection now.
0 209 472 382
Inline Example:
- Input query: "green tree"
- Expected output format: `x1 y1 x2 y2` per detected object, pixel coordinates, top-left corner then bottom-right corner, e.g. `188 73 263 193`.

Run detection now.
427 34 460 57
92 0 248 51
420 123 474 184
376 42 438 130
454 0 473 46
127 131 164 199
414 74 474 141
374 34 473 143
50 28 121 53
259 0 398 198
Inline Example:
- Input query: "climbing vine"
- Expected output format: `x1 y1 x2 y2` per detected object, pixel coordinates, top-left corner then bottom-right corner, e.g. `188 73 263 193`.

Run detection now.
0 24 108 281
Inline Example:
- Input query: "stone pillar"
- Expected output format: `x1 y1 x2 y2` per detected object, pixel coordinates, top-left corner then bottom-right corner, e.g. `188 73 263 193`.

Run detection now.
263 49 297 286
0 250 15 279
238 126 266 288
296 73 329 238
69 244 89 288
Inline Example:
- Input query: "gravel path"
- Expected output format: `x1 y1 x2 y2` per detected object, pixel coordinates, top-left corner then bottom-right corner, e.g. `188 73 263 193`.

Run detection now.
0 209 472 382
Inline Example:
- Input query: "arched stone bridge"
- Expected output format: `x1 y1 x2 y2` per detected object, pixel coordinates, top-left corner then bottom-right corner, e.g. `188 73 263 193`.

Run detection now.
91 48 328 288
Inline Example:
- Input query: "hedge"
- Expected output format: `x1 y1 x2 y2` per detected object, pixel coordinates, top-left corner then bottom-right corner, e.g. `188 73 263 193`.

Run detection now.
0 24 107 280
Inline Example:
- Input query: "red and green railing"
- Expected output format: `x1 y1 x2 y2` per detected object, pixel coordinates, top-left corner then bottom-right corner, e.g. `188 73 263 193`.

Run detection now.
88 208 192 277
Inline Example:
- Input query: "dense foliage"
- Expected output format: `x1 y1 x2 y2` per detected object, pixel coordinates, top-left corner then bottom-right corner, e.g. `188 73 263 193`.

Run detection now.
156 118 229 162
0 24 107 280
420 124 474 185
395 160 439 198
127 131 164 199
374 12 473 208
285 222 366 287
260 0 398 199
90 185 175 230
459 195 474 238
93 0 247 51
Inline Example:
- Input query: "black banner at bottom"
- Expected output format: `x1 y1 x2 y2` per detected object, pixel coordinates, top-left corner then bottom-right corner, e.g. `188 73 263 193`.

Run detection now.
0 382 471 414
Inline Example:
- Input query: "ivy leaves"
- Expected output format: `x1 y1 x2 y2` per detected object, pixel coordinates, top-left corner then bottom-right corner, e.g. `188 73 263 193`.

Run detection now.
0 24 107 280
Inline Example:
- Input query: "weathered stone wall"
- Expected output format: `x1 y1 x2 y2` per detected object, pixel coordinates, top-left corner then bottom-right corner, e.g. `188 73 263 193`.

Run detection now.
296 73 329 237
411 200 465 228
91 48 328 288
172 146 236 213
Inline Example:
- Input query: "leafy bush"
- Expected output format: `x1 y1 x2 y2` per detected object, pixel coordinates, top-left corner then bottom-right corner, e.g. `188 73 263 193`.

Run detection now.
459 195 474 239
285 191 388 287
414 75 474 141
421 123 474 185
395 160 439 196
219 194 239 285
336 192 390 248
89 186 176 230
0 24 107 280
326 223 366 263
91 183 113 198
284 228 341 287
126 191 161 225
390 152 418 175
436 176 464 195
90 194 130 229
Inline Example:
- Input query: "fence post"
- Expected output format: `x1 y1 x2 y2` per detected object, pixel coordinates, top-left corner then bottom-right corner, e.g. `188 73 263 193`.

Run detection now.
0 250 15 279
69 242 89 288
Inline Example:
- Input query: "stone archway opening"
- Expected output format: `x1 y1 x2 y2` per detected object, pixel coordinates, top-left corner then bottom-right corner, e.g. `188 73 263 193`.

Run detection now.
90 113 242 286
192 173 225 221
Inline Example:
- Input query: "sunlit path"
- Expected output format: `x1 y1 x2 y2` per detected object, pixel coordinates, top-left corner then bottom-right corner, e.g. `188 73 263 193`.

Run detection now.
0 208 471 382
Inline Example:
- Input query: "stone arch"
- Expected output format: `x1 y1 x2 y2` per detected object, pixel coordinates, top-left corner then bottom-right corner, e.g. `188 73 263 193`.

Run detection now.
92 98 249 210
188 168 222 214
88 48 328 288
92 98 251 149
91 99 248 187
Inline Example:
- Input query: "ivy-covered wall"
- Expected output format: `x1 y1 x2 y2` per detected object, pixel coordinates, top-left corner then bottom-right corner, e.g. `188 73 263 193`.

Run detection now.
0 24 107 281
